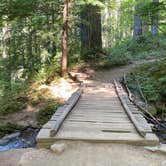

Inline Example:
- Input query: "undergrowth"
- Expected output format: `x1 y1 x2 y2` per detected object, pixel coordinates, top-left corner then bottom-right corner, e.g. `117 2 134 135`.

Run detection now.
0 62 61 116
126 58 166 118
0 63 62 137
102 34 166 68
37 103 61 126
0 122 25 138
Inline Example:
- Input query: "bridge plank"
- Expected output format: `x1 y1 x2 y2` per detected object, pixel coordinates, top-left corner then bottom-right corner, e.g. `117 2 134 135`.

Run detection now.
50 88 83 137
114 80 146 137
37 129 158 146
37 82 158 147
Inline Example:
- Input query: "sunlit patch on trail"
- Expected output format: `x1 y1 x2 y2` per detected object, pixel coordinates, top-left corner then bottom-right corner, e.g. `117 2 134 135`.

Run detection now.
39 78 78 100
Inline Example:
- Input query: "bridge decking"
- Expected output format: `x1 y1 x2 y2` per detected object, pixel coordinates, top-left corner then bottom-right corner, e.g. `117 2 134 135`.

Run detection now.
37 82 159 148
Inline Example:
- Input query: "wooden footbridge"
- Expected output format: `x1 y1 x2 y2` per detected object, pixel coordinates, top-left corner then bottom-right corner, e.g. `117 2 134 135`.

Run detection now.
37 80 159 148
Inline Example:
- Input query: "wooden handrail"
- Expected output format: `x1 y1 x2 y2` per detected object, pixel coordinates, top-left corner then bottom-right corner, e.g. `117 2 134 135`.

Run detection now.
114 80 146 137
50 88 83 137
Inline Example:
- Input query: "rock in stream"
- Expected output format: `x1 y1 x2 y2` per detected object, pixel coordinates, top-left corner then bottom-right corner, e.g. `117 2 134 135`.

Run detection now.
0 128 39 151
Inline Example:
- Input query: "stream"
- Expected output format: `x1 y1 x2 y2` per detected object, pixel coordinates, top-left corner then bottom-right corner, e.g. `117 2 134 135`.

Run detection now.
0 128 39 152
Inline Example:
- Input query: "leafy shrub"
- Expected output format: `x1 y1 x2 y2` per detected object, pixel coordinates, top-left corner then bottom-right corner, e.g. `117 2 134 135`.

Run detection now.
34 61 60 85
126 58 166 117
0 91 28 116
37 103 61 125
0 122 25 138
106 34 166 66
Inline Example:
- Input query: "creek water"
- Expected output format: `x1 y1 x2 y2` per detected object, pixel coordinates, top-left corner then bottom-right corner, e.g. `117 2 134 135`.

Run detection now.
0 128 39 152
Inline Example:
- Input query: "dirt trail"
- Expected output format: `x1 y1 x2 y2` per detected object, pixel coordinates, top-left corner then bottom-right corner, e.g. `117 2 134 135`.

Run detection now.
91 65 133 83
19 142 166 166
0 149 33 166
0 62 165 166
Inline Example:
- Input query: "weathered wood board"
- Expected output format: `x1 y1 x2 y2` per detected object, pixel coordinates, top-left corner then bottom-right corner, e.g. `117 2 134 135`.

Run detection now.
37 82 159 148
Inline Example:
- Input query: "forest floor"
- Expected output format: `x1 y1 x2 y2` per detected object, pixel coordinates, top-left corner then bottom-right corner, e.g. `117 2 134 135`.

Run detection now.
0 59 158 131
0 77 79 129
0 60 166 166
0 60 134 131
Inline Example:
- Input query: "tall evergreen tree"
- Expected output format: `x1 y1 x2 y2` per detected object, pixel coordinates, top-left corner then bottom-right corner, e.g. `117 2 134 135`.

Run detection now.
61 0 69 76
151 0 159 35
80 4 102 58
133 2 142 36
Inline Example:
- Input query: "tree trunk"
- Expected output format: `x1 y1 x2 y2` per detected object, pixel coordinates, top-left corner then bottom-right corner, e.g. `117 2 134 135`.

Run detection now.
102 0 112 47
151 0 159 35
142 20 148 35
51 4 57 59
2 18 12 92
142 0 149 35
2 20 9 58
27 21 34 71
61 0 68 76
81 4 102 58
133 3 142 37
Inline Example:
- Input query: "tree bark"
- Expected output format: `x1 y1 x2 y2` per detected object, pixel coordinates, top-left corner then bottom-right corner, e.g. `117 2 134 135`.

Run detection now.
2 20 9 58
142 0 149 35
102 0 112 47
27 19 34 71
151 0 159 35
81 4 102 58
133 3 142 37
2 17 12 92
61 0 68 76
142 20 148 35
